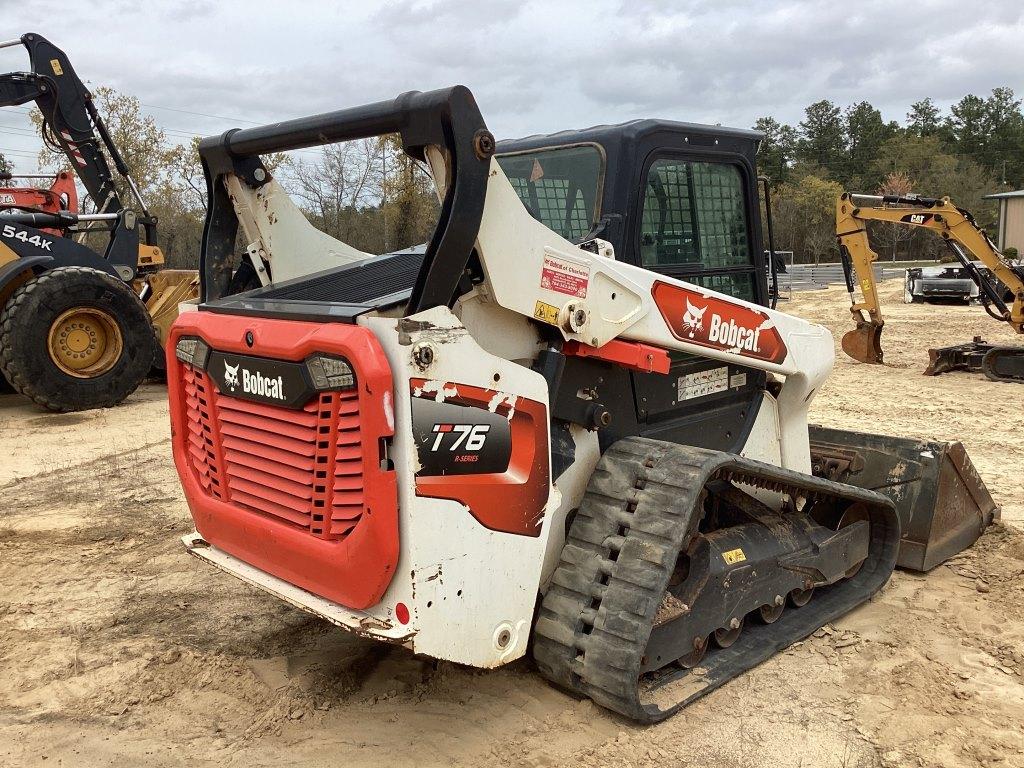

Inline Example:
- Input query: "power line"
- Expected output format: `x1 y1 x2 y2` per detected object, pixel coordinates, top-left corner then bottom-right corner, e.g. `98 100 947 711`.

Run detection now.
0 147 43 157
141 102 263 126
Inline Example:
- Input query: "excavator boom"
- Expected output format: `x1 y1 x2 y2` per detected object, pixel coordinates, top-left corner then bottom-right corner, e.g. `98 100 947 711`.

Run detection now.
834 192 1024 378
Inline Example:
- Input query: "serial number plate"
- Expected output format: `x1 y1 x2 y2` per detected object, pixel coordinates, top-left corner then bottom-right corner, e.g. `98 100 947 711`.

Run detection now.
677 366 728 401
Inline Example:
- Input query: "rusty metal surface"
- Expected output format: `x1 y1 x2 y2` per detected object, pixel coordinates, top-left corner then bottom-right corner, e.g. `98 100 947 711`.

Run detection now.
809 425 999 571
181 533 415 646
841 322 884 364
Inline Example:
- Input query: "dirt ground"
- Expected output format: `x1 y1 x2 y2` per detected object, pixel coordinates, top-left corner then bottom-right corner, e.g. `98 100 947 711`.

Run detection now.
1 282 1023 768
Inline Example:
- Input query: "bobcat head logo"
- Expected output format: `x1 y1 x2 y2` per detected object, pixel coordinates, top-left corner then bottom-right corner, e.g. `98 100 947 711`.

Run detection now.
223 360 240 391
681 298 707 338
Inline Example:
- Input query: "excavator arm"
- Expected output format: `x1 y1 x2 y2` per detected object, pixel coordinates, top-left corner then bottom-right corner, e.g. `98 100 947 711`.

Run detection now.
835 192 1024 365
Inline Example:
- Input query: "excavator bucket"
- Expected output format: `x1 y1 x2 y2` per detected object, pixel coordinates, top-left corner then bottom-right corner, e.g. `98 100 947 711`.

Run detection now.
841 321 884 364
809 425 999 571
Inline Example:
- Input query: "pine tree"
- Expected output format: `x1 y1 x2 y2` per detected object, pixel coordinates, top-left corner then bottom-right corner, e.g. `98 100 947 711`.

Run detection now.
907 98 941 137
796 100 846 179
752 116 797 184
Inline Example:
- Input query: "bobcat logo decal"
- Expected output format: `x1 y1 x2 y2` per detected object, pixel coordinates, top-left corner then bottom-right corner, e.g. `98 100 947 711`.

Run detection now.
681 298 707 339
223 360 240 391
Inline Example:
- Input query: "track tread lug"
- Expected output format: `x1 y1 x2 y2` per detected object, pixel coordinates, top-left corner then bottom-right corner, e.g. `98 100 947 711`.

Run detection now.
532 435 901 723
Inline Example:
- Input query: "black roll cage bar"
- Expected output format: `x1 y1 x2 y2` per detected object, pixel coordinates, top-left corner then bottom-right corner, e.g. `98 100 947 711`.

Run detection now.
197 85 494 311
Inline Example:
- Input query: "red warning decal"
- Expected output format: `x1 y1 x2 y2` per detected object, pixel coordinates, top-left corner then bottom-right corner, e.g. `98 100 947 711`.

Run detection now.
652 281 788 364
540 253 589 298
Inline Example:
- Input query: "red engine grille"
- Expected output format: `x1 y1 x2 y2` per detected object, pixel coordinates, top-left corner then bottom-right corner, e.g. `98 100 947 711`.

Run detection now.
182 364 364 540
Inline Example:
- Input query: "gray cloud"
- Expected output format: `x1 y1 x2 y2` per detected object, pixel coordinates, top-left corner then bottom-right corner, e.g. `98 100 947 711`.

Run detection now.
0 0 1020 172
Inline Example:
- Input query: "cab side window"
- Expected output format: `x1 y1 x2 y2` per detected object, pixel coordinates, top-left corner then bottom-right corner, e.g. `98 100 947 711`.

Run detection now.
639 159 755 300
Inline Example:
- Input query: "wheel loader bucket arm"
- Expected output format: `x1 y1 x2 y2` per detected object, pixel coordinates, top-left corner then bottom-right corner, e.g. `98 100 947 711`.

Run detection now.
0 33 151 221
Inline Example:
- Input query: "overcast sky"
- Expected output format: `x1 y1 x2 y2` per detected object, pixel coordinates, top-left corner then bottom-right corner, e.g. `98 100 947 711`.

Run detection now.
0 0 1022 172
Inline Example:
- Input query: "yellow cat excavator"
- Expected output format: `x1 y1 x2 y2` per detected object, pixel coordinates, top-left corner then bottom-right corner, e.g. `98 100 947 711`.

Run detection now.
835 192 1024 382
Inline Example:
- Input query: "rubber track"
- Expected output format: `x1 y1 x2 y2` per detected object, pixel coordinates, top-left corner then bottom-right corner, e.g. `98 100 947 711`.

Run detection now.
533 436 900 722
982 347 1024 383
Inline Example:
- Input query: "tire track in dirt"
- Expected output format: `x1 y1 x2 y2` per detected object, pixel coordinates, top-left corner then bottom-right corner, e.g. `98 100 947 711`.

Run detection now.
2 285 1023 767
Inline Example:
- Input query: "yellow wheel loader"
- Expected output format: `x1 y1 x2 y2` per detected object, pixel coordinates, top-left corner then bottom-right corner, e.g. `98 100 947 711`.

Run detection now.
0 33 198 411
167 87 998 722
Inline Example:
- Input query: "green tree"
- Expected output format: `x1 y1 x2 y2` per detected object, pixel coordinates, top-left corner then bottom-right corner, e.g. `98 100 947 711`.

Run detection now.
983 87 1024 186
796 100 846 179
0 152 11 176
943 93 988 167
844 101 899 188
869 133 1000 258
907 98 942 137
753 116 797 184
771 173 844 263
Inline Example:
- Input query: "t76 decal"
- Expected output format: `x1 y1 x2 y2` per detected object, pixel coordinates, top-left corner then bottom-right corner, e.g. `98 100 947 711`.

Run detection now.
409 379 549 537
652 281 788 365
412 397 511 476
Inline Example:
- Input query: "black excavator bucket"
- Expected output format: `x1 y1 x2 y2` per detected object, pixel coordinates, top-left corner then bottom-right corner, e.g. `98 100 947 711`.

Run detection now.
925 336 1024 383
809 425 999 571
841 321 884 364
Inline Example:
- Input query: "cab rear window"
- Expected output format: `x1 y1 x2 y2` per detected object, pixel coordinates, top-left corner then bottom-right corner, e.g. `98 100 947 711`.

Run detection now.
496 145 603 241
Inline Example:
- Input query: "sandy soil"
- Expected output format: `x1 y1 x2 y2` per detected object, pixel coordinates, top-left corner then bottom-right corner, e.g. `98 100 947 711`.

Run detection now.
1 285 1023 768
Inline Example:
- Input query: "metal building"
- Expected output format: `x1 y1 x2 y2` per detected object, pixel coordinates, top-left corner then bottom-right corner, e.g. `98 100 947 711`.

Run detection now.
984 189 1024 254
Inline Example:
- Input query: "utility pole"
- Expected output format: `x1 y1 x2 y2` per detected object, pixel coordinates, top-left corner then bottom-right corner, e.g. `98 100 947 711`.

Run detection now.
382 140 388 252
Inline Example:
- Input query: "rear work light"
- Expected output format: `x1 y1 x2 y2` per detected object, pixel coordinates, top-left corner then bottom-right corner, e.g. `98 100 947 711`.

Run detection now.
175 335 210 368
305 354 356 391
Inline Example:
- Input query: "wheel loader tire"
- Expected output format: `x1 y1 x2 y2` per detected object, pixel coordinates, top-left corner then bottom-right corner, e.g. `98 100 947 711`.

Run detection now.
0 266 157 412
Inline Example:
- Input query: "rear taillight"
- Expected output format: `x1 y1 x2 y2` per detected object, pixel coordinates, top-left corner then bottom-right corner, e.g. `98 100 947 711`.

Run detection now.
175 335 209 368
305 354 356 390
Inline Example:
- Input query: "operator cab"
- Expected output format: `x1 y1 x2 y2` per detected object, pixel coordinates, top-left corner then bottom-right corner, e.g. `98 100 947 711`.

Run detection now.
497 121 770 454
496 120 769 305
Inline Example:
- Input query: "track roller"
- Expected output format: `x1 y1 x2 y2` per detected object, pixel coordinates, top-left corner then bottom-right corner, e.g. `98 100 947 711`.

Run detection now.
712 618 743 649
789 587 814 607
533 437 900 722
758 598 785 624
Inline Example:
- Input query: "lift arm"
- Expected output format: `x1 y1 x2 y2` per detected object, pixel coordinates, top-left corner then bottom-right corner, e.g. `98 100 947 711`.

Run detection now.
0 32 156 242
835 192 1024 363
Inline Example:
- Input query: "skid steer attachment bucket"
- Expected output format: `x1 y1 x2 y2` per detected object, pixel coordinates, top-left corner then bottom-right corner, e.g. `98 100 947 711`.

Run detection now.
809 425 999 571
841 321 884 364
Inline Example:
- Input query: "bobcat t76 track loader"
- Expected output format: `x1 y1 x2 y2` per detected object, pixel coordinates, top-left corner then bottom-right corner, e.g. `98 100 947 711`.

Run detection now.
168 87 998 721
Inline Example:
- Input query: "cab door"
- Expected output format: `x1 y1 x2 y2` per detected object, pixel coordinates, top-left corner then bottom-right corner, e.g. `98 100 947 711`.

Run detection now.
629 153 768 451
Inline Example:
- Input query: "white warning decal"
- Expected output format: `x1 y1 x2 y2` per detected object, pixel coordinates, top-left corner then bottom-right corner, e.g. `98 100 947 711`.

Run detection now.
677 367 728 401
